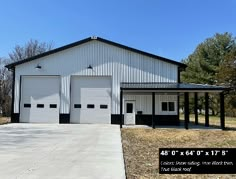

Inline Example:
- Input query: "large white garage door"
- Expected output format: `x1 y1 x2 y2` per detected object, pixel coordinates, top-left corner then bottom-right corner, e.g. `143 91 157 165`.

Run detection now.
70 76 111 124
20 76 60 123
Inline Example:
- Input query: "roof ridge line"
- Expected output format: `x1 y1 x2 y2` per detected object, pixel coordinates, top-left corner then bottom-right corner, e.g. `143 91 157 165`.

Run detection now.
6 37 187 69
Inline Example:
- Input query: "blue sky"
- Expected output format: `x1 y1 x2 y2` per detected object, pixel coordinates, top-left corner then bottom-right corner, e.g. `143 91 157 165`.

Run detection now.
0 0 235 62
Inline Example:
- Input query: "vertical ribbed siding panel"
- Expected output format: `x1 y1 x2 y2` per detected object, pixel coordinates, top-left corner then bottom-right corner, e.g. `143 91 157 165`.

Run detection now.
60 76 70 113
123 94 152 114
14 75 20 113
158 60 161 82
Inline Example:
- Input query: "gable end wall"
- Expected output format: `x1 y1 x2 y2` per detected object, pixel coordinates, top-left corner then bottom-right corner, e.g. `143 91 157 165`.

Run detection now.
14 41 178 114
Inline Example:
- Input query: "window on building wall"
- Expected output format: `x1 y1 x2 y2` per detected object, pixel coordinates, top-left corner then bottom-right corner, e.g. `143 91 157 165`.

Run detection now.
161 102 175 112
162 102 168 111
169 102 175 111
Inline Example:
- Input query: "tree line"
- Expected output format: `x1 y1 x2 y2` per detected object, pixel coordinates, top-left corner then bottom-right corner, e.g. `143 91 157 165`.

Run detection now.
0 33 235 117
181 32 236 116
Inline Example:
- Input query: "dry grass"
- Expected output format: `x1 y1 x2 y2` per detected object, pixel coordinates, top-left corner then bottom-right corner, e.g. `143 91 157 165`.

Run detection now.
0 117 10 125
121 117 236 179
184 114 236 129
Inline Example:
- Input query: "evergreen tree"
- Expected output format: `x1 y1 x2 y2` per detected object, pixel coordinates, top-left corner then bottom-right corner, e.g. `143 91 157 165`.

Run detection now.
181 33 236 116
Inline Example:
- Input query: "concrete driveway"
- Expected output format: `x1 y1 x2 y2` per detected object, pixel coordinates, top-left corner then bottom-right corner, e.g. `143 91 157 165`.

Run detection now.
0 124 125 179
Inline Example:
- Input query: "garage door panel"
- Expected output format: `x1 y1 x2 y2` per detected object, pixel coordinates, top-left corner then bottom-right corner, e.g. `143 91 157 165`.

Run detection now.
80 89 111 97
20 76 60 123
70 76 111 124
84 97 110 104
80 110 110 124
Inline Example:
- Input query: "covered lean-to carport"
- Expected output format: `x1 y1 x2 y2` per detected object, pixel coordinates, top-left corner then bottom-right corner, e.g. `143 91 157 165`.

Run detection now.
120 82 228 130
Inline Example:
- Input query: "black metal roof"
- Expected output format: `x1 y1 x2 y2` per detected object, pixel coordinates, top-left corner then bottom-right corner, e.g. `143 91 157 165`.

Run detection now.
5 37 186 69
120 82 228 91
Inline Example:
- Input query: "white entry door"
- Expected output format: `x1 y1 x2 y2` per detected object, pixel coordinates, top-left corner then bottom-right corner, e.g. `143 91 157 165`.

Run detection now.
124 101 135 125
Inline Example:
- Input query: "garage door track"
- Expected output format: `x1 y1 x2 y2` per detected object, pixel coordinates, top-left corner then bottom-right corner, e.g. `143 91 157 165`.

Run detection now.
0 124 125 179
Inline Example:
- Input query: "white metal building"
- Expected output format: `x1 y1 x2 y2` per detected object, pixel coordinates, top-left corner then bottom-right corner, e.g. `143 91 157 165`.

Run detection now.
6 37 227 128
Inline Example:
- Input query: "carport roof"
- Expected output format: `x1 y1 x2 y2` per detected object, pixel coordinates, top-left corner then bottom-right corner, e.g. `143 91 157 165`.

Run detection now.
120 82 228 92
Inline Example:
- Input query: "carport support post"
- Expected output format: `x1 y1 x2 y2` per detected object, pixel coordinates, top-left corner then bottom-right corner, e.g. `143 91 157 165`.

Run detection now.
184 92 189 129
152 92 155 129
120 89 123 128
194 92 198 125
220 92 225 130
205 92 209 127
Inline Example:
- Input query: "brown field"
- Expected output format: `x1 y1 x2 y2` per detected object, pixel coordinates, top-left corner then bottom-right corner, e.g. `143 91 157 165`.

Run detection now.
0 117 10 125
121 115 236 179
185 114 236 129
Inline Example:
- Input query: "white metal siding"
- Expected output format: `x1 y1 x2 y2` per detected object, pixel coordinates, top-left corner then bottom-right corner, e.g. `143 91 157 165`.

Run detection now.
124 94 178 115
14 40 178 115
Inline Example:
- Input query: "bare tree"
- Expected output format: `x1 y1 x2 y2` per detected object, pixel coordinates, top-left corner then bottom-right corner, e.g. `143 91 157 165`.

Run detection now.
0 58 12 116
9 39 53 62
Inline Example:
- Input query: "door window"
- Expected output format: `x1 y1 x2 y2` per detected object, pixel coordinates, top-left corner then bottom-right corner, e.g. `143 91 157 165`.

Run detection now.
126 103 133 113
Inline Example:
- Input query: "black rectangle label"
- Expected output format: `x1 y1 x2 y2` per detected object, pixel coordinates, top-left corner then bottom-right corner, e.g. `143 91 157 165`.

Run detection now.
159 148 236 174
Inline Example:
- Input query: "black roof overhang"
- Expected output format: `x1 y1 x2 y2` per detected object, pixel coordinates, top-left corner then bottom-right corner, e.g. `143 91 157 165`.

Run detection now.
5 37 187 69
121 88 226 93
120 83 229 93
